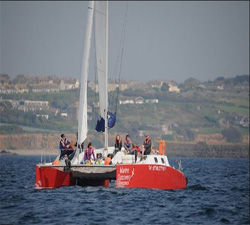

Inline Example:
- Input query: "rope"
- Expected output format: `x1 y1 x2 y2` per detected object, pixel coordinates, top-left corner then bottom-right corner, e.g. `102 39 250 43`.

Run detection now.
110 2 128 112
115 48 124 112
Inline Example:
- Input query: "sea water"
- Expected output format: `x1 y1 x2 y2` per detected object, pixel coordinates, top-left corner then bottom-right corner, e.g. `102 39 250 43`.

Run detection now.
0 155 249 225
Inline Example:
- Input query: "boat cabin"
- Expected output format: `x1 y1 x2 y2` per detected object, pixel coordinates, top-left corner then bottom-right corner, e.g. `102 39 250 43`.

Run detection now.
120 154 170 166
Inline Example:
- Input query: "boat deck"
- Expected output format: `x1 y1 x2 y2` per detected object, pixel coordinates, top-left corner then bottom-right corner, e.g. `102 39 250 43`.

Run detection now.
38 164 116 180
70 165 116 180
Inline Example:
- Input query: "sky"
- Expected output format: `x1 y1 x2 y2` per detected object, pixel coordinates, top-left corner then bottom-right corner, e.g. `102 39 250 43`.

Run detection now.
0 1 249 83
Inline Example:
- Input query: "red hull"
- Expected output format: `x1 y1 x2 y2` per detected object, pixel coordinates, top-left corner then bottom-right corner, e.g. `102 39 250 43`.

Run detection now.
35 165 110 189
116 164 187 190
35 165 75 189
36 164 186 189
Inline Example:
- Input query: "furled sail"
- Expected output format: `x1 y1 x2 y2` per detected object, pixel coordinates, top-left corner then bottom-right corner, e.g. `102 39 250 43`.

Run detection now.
78 1 95 146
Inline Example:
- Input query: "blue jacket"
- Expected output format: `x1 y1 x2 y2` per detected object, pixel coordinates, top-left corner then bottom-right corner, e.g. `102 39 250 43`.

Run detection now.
59 138 70 151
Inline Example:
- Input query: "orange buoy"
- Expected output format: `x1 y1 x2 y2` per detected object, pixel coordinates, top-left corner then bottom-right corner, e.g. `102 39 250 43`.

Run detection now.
52 159 60 165
158 140 166 155
70 141 74 149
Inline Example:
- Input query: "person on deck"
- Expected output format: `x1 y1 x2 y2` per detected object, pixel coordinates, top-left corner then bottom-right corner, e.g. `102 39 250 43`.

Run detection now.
95 153 104 165
114 134 122 155
124 134 132 154
152 147 157 154
84 142 96 164
104 154 112 165
129 143 138 162
59 134 74 160
75 132 84 153
143 134 152 155
139 144 144 157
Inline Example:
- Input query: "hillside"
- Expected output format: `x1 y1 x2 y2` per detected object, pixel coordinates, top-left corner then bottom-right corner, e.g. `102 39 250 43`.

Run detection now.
0 75 249 149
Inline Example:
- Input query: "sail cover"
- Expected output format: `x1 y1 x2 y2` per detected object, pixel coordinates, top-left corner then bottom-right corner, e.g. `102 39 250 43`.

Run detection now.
108 111 116 128
95 1 107 124
95 111 116 132
95 116 105 132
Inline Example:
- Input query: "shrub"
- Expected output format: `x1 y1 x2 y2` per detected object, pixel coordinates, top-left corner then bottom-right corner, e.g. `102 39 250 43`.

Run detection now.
221 126 242 142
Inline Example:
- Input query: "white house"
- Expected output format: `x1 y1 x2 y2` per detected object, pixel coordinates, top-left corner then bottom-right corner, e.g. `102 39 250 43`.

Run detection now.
168 83 180 93
135 97 144 104
61 112 68 117
36 114 49 120
119 99 134 105
145 99 159 104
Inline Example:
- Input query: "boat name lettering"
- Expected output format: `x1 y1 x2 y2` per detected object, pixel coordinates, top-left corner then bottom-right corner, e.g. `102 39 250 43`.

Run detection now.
148 165 166 171
117 175 132 181
120 167 130 174
117 181 129 186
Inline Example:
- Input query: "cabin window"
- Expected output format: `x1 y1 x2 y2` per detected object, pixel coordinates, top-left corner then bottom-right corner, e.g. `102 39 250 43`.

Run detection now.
154 157 158 163
161 158 165 164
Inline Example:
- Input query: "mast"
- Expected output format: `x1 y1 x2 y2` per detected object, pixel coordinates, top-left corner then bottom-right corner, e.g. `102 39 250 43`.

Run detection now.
76 1 95 164
104 1 109 152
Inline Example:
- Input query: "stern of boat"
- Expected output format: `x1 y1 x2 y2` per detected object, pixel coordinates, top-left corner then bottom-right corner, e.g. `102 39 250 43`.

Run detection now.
116 164 187 190
35 164 75 189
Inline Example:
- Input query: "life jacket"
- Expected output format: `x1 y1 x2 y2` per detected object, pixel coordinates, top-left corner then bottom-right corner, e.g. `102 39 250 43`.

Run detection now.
104 157 111 165
85 147 94 160
96 158 104 165
159 140 166 155
53 159 60 165
124 139 131 149
143 138 151 149
115 139 122 149
144 138 151 145
85 160 92 165
116 139 121 145
59 138 65 151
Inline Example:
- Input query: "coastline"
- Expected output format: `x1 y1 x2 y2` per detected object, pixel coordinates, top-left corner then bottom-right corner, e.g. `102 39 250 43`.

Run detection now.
1 142 249 158
0 149 58 156
0 133 249 158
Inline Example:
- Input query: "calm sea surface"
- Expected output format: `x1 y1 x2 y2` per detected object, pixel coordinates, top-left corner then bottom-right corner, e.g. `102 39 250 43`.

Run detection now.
0 155 249 225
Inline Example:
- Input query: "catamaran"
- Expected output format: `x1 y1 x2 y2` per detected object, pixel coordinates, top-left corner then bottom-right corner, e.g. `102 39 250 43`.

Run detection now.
35 1 187 190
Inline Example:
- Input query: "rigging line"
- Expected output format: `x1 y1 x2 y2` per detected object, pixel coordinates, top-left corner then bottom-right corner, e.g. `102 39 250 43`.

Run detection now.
115 2 128 112
111 2 129 112
110 13 125 78
115 48 124 112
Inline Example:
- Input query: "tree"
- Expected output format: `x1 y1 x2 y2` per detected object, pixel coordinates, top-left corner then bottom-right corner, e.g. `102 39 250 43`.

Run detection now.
161 82 169 92
204 115 217 124
221 127 242 143
185 128 195 141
